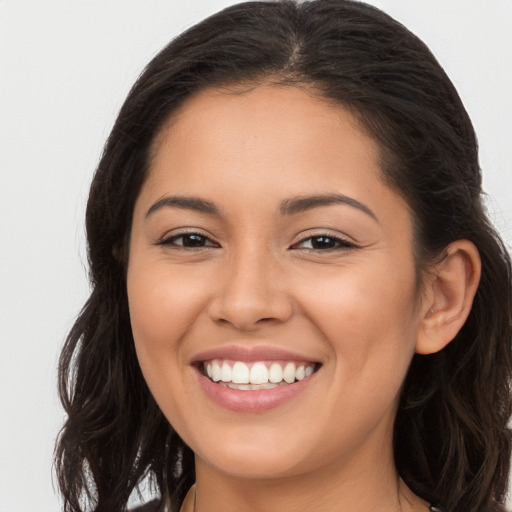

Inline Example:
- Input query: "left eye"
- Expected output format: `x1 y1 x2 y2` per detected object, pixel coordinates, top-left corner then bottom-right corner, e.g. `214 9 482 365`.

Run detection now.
292 235 354 250
159 233 218 248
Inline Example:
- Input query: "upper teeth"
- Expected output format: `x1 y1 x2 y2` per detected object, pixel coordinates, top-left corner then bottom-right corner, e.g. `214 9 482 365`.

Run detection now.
204 360 315 385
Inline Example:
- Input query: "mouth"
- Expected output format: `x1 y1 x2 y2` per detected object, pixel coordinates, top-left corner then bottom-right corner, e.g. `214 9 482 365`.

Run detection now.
199 359 319 390
192 346 322 411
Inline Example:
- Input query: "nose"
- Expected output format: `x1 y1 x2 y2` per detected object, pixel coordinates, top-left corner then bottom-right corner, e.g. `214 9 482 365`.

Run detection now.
207 247 293 331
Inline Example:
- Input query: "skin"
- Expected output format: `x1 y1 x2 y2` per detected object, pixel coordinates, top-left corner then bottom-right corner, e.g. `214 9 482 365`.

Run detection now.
126 85 473 511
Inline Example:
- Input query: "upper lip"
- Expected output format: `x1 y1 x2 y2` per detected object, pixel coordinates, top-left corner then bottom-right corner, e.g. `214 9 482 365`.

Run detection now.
191 345 322 364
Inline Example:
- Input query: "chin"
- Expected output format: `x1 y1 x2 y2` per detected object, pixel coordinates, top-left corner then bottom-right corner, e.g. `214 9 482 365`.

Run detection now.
199 446 313 480
189 422 329 480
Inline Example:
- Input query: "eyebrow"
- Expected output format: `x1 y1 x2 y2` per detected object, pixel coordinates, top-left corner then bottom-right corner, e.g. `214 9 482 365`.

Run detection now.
280 193 378 221
145 196 221 218
145 193 377 222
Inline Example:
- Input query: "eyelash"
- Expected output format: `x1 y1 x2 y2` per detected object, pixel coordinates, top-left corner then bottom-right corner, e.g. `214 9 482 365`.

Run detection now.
157 231 356 252
290 234 356 251
157 232 219 249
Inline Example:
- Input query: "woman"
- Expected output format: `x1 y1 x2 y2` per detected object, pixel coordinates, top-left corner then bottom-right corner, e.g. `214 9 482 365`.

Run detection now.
55 1 512 511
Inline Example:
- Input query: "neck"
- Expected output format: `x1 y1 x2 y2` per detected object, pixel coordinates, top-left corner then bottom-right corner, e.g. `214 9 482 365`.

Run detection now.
192 450 423 512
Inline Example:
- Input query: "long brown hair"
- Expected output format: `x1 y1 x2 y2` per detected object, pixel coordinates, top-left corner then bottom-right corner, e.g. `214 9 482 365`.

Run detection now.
55 1 512 511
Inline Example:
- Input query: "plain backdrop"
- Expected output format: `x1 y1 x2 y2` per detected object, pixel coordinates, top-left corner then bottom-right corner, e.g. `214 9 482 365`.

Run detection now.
1 1 511 510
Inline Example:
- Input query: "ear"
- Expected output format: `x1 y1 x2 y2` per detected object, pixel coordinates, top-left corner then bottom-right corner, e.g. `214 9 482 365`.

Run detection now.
416 240 481 355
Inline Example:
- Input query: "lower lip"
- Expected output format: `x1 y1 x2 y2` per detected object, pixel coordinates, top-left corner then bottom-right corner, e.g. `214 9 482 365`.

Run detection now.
196 369 317 412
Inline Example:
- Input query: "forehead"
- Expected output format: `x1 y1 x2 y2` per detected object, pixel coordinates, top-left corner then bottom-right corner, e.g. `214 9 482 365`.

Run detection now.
144 85 387 199
153 84 374 150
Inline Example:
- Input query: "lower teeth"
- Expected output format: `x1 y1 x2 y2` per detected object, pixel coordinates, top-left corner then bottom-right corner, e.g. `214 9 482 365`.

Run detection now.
217 381 290 390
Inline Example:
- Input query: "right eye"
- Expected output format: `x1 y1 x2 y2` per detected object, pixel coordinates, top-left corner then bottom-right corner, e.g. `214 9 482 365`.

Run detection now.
158 232 219 249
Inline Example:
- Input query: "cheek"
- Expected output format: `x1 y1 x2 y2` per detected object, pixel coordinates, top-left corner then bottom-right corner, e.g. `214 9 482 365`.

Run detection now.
126 260 209 436
127 261 206 347
294 259 420 378
126 260 206 404
296 263 420 439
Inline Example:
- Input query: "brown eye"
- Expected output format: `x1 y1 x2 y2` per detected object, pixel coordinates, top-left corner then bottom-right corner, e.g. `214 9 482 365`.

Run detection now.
159 233 218 248
293 235 355 251
309 236 338 249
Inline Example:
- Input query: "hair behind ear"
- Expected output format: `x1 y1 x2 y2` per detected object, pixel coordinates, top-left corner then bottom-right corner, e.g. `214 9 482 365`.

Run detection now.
395 228 512 512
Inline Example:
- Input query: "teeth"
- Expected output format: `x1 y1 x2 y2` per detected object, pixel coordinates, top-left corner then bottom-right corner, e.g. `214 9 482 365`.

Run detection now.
204 360 316 388
250 362 269 384
211 360 221 382
225 382 278 390
283 362 296 383
232 361 250 384
269 362 283 383
220 362 231 382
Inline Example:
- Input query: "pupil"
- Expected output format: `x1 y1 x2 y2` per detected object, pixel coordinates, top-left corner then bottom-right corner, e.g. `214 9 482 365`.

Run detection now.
183 234 204 247
312 236 335 249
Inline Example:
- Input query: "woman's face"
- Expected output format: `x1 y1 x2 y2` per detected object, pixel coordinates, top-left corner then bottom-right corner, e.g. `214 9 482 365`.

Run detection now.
127 85 426 480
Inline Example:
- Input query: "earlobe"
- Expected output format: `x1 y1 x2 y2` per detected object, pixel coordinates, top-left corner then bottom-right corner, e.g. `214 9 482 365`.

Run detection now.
416 240 481 355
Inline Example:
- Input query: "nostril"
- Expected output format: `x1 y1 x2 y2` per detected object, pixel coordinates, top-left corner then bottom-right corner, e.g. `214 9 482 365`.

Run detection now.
208 288 293 330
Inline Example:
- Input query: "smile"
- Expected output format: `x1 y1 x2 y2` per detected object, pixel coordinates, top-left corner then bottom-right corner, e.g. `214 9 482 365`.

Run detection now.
192 346 322 411
203 359 317 390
